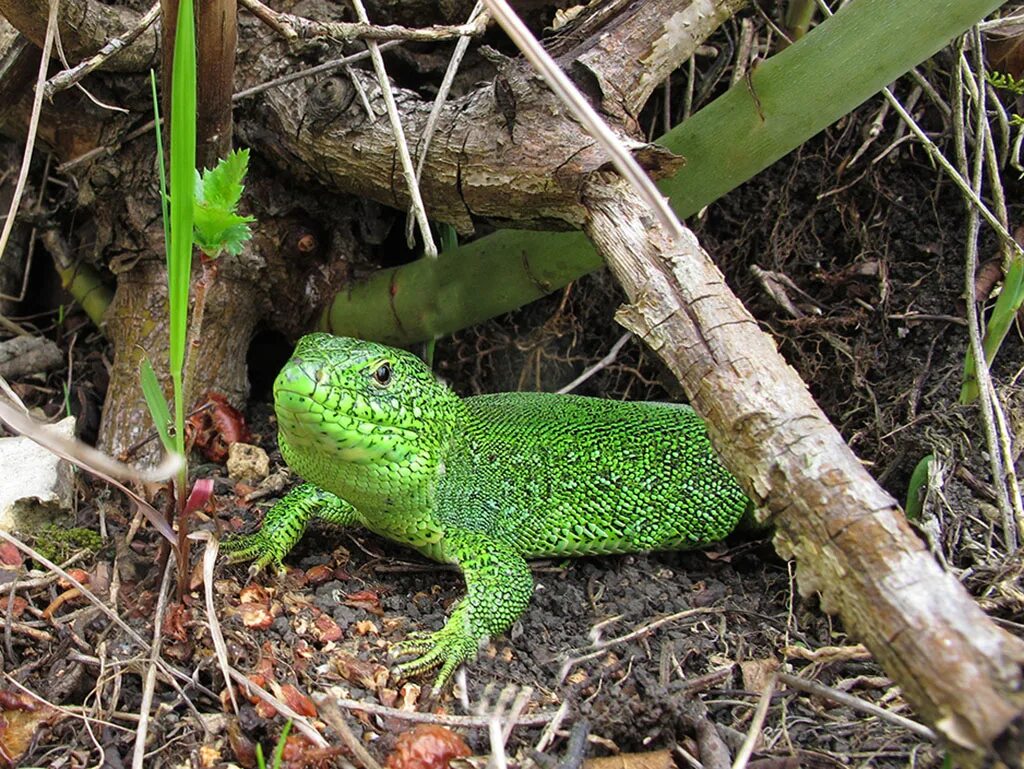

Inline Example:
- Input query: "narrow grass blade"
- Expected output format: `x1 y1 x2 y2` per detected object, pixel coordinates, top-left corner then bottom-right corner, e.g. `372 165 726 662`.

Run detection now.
168 0 197 389
139 356 175 455
961 257 1024 403
150 70 170 263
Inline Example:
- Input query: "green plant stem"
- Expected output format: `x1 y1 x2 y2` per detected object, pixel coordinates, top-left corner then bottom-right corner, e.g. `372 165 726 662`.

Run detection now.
322 0 1006 345
168 0 197 600
784 0 817 41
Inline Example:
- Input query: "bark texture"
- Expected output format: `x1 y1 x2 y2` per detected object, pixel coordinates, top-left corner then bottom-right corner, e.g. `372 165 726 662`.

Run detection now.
582 174 1024 767
234 0 735 232
0 0 157 71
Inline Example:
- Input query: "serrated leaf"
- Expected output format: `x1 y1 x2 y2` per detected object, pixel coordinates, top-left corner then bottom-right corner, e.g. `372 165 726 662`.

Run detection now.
194 205 256 256
197 148 250 210
139 357 176 456
192 148 255 258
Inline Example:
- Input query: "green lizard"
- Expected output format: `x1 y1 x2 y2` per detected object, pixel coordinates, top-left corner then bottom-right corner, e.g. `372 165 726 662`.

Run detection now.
223 333 748 688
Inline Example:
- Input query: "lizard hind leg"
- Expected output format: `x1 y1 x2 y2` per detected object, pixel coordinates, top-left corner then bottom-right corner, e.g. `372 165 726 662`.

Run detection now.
391 530 533 690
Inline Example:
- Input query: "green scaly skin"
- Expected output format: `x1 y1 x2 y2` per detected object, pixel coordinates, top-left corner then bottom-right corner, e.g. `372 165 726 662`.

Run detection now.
223 333 749 688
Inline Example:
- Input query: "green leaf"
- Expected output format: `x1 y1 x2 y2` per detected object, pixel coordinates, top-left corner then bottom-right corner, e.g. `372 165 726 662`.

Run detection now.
270 721 292 769
961 256 1024 404
168 0 197 461
139 357 175 456
150 70 170 266
196 148 250 209
904 454 934 521
192 148 255 258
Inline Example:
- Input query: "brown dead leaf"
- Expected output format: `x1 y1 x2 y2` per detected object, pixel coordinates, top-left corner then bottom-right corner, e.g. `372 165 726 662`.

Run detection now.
279 684 317 718
975 257 1005 303
740 658 780 693
224 722 257 768
1 597 26 620
57 568 90 589
0 544 22 569
306 564 333 585
400 684 421 711
0 690 63 768
312 614 343 643
583 751 674 769
988 24 1024 79
384 724 471 769
236 602 276 630
345 589 384 616
164 604 190 642
255 697 277 720
332 651 383 690
354 620 379 636
280 733 344 769
240 583 272 604
198 744 222 769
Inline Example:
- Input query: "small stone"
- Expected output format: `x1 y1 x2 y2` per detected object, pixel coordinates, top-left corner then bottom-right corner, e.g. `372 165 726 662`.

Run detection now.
226 442 270 484
0 416 75 532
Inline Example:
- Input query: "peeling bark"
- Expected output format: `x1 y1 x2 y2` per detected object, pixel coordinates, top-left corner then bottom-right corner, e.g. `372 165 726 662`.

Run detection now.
582 173 1024 768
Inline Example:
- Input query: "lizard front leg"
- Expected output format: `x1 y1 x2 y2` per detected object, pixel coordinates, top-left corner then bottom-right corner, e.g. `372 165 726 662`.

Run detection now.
392 529 533 690
222 482 359 575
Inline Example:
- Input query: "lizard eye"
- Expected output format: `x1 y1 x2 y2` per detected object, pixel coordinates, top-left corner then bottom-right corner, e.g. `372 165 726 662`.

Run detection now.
372 362 393 387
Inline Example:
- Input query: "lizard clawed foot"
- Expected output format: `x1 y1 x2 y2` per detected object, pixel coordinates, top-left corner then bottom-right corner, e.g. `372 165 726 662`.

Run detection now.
390 621 481 691
220 531 288 577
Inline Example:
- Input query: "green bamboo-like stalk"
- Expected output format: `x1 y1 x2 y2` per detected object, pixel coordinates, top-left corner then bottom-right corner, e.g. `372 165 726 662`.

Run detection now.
322 0 1006 345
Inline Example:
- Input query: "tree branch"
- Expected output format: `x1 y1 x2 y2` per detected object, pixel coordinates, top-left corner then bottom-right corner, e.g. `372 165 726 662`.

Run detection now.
0 0 158 72
582 173 1024 767
236 0 733 231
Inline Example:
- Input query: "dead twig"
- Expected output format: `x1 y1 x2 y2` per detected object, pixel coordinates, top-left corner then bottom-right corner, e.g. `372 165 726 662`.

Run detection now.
777 672 935 741
322 690 557 728
317 697 386 769
131 556 174 769
557 332 632 394
731 675 775 769
239 0 488 43
193 532 239 714
348 0 437 257
0 0 57 265
406 1 486 245
43 1 161 99
0 529 213 713
560 608 724 681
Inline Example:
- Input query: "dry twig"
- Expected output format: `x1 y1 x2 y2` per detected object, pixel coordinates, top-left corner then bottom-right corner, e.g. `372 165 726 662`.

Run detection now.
0 0 57 265
131 557 174 769
777 672 935 741
43 1 161 99
240 0 488 43
348 0 437 256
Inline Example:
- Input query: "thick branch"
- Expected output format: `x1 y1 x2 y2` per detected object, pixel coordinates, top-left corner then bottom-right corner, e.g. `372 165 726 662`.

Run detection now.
197 0 237 166
0 0 157 72
237 0 735 231
239 57 677 232
555 0 748 119
582 174 1024 767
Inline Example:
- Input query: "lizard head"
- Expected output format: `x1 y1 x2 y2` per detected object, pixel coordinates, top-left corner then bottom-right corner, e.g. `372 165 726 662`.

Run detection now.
272 333 464 507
